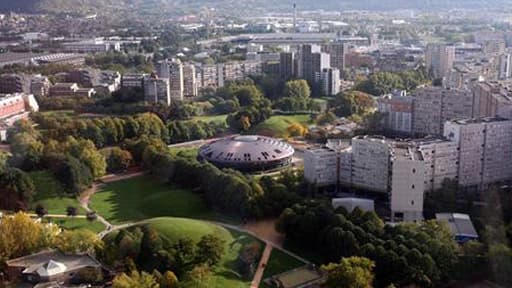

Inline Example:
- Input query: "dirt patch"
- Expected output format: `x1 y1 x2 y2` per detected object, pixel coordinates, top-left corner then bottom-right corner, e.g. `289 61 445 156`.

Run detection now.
242 219 284 247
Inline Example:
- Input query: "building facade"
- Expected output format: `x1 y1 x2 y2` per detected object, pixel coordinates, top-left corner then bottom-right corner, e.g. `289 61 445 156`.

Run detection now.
426 44 455 79
444 117 512 191
143 75 171 105
320 68 340 96
377 90 413 135
390 144 426 222
412 87 473 136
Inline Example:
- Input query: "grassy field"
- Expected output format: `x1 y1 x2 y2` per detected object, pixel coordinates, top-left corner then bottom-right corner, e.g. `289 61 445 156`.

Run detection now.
262 249 306 280
146 217 263 288
249 115 312 138
29 171 85 215
191 114 229 125
89 176 216 225
46 217 105 233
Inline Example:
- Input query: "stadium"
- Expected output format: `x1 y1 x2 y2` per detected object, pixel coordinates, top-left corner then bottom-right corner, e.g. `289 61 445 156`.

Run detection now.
198 135 295 172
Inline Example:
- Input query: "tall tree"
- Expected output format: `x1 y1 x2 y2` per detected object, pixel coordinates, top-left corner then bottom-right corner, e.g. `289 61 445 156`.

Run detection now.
322 256 375 288
195 234 225 266
113 270 159 288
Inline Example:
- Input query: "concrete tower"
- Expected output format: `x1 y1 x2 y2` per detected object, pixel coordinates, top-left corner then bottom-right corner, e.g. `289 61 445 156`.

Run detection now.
293 3 297 32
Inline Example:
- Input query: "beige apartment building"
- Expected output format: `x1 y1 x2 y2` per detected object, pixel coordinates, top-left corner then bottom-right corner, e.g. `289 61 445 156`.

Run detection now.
444 117 512 191
412 87 473 136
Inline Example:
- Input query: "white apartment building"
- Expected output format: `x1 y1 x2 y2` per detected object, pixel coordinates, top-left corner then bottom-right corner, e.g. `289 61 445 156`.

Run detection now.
444 117 512 191
415 138 459 192
390 144 426 222
351 136 391 193
144 76 171 106
183 64 198 98
320 68 340 96
304 147 338 186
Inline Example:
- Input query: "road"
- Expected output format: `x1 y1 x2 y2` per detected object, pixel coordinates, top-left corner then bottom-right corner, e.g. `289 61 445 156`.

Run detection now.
252 244 273 288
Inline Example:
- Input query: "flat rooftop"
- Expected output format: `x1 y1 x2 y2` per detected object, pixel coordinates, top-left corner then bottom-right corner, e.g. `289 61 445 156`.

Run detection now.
449 117 511 125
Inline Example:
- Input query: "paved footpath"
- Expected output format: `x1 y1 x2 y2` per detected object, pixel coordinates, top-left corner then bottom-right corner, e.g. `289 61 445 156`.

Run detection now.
251 244 273 288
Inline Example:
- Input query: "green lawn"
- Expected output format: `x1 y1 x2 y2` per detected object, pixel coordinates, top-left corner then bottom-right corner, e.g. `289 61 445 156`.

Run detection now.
262 249 306 280
147 217 264 288
249 115 312 138
45 217 105 233
29 171 85 215
191 114 228 125
89 176 216 225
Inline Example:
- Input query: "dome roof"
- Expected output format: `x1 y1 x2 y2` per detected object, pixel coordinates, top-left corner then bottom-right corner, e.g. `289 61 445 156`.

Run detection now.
199 135 295 166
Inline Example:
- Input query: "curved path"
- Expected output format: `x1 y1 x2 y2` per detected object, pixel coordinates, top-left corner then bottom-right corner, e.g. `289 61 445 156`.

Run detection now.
80 170 309 288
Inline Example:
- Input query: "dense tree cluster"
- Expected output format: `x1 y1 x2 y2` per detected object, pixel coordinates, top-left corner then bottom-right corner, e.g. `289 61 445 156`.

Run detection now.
425 181 512 286
167 120 227 144
0 168 36 211
32 113 169 148
322 256 375 288
276 201 461 287
354 69 430 96
85 52 154 74
274 80 313 112
102 225 225 285
333 91 376 118
0 212 103 264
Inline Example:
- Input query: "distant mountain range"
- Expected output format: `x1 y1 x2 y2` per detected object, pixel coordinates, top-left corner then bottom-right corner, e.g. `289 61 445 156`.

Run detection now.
0 0 509 14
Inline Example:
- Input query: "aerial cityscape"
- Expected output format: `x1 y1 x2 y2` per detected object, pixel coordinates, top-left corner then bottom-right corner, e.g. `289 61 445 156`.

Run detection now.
1 0 512 287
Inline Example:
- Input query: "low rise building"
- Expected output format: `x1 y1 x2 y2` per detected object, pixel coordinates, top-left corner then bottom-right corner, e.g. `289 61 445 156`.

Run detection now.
436 213 479 244
61 39 120 54
49 83 79 97
30 75 51 98
5 249 107 285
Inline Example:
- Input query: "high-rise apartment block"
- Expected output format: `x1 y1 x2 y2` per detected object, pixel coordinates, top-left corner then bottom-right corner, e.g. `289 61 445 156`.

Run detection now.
183 64 198 98
351 136 391 193
412 87 473 136
157 59 184 101
0 74 29 94
321 42 348 73
499 54 512 80
444 117 512 191
299 44 330 85
143 75 171 106
279 52 296 80
320 68 340 96
390 143 426 222
377 90 413 135
426 44 455 79
472 81 512 119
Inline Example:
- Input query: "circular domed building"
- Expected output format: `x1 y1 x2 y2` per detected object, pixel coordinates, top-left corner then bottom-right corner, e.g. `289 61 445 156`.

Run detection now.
198 135 295 172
